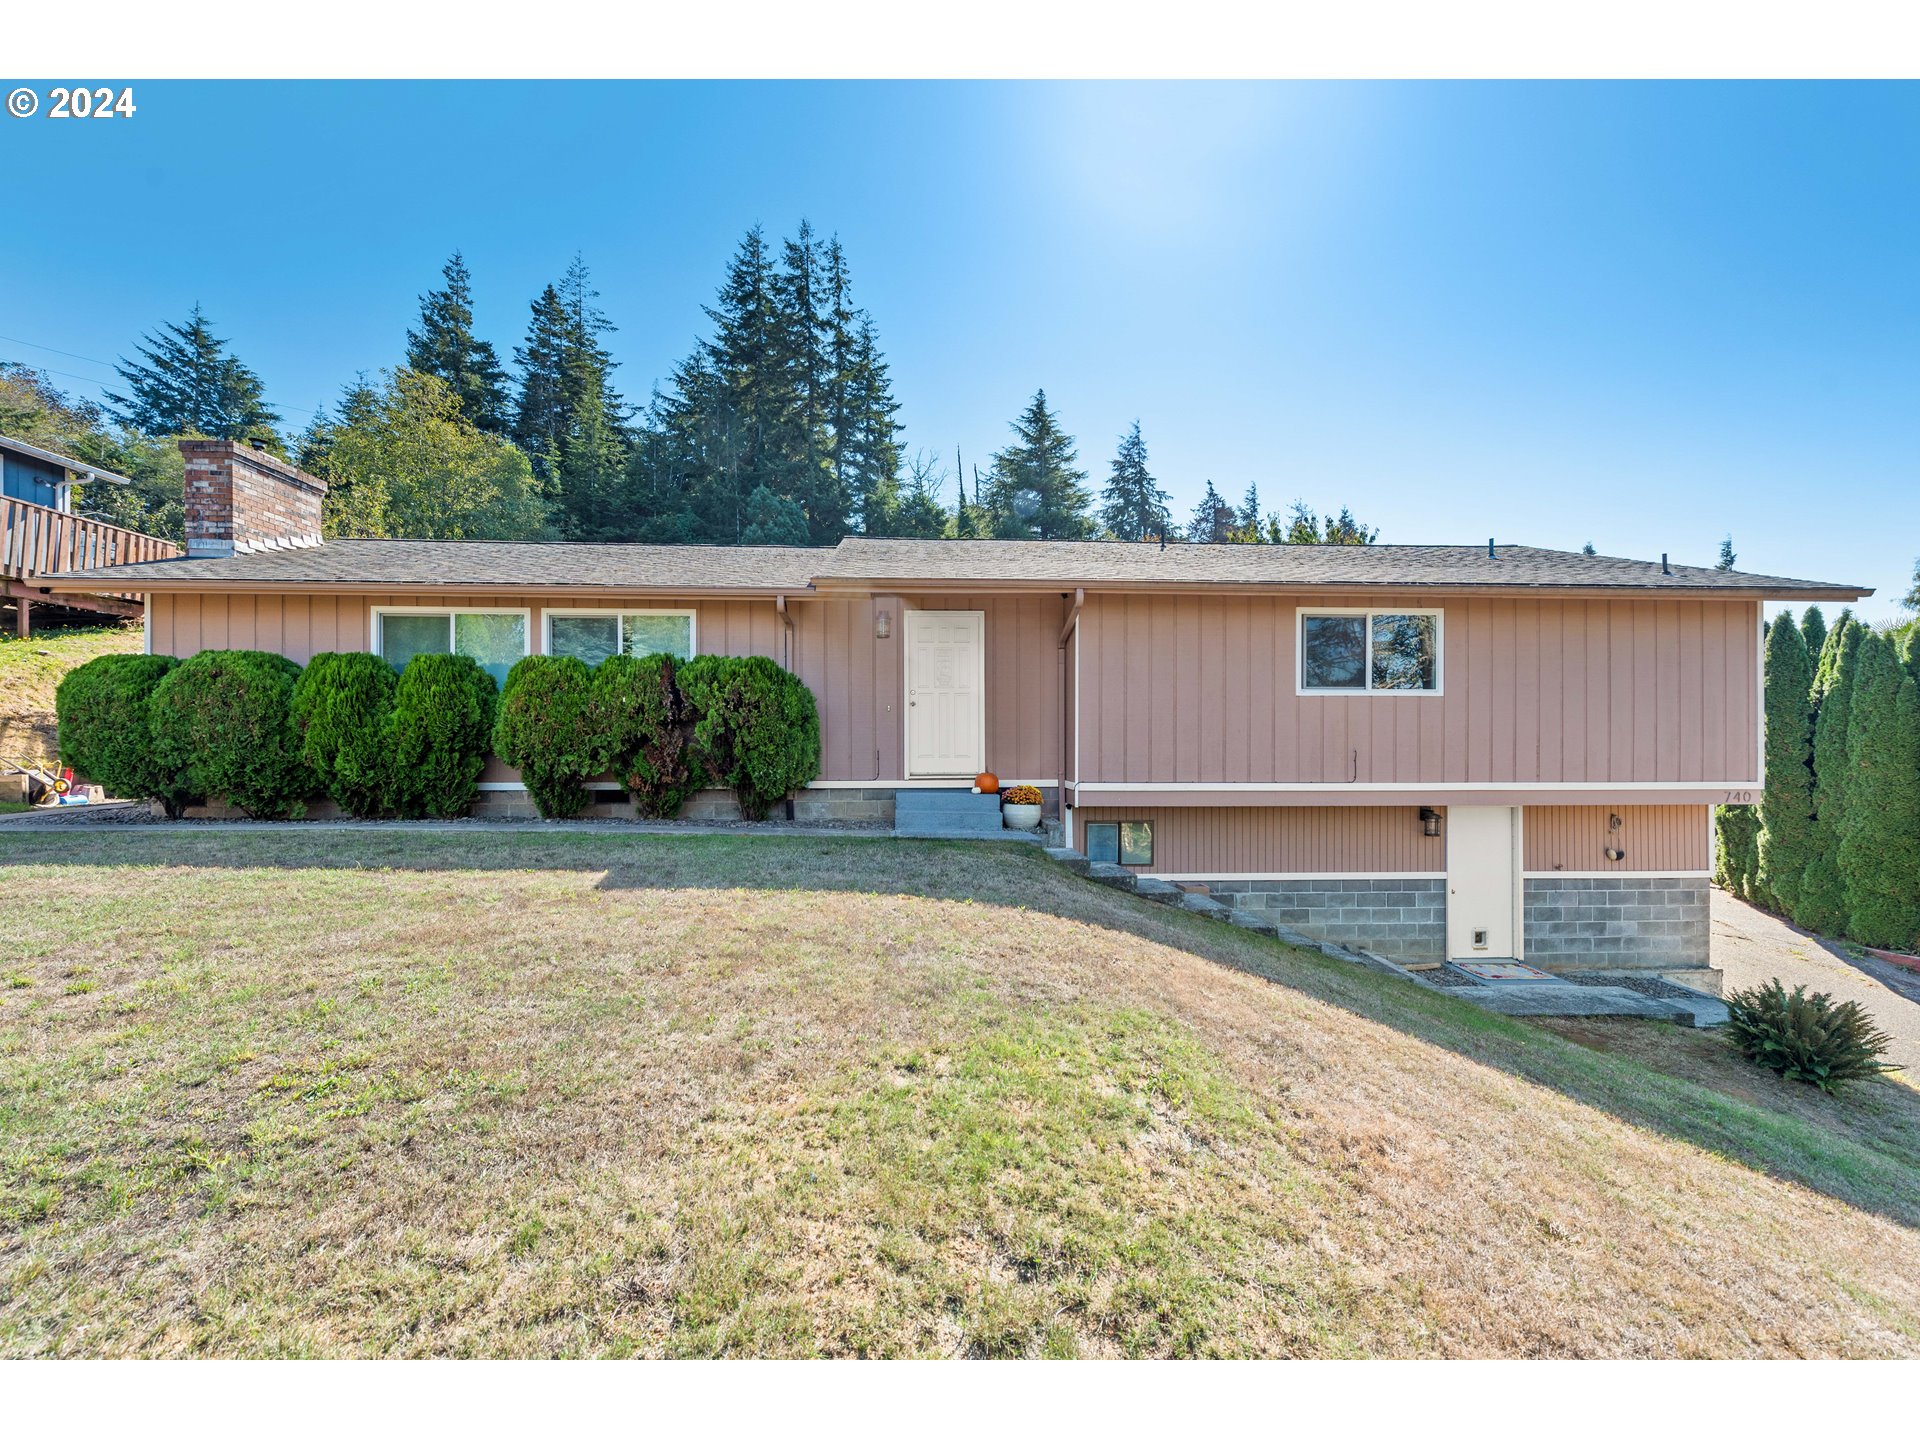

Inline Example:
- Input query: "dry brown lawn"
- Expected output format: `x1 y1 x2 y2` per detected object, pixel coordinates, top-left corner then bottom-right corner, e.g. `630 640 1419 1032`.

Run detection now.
1 830 1917 1357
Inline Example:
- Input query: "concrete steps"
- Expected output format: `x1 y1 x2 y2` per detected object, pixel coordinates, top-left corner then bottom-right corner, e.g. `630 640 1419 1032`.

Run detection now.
895 788 1034 840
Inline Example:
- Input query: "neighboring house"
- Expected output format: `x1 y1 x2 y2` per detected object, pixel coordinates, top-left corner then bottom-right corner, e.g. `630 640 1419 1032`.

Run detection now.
2 433 179 636
47 439 1870 988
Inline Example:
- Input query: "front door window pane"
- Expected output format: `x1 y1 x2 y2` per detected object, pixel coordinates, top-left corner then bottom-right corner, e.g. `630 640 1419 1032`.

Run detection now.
1301 614 1367 689
1370 613 1438 691
454 612 527 689
380 613 449 673
623 614 693 660
550 614 621 666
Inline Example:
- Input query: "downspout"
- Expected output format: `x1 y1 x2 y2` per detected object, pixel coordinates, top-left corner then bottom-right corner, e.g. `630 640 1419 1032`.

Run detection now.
777 594 797 819
1058 588 1083 832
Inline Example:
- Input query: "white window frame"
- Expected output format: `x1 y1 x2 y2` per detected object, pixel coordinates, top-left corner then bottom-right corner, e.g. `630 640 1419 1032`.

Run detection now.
369 606 534 675
1295 606 1445 697
539 608 699 662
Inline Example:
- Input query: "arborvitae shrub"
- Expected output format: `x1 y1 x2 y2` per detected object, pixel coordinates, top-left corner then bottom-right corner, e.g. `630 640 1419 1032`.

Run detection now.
1756 612 1815 916
679 654 821 820
1836 632 1920 949
592 652 698 818
147 649 313 819
1798 605 1827 666
1799 618 1863 935
290 652 398 818
1724 979 1896 1092
1715 804 1759 901
493 655 599 819
55 653 188 813
389 653 496 819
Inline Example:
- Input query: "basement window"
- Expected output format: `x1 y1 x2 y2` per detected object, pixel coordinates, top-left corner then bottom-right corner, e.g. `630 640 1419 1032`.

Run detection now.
1085 820 1153 867
1298 609 1441 694
374 609 529 689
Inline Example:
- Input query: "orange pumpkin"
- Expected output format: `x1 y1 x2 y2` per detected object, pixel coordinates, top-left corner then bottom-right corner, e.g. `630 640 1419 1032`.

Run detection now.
974 771 1000 794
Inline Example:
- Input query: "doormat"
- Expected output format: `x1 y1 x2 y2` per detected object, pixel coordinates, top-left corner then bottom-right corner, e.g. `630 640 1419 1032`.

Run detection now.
1446 960 1556 983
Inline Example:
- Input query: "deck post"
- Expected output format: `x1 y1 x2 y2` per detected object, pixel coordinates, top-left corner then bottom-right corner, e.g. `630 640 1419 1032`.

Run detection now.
16 597 29 639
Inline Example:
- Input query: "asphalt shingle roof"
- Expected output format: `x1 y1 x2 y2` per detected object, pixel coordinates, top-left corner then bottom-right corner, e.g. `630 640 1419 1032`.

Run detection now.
43 536 1869 598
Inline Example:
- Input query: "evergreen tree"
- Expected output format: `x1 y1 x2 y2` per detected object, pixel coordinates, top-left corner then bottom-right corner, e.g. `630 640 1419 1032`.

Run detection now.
1322 507 1379 545
952 451 989 539
770 221 842 540
982 390 1092 539
109 305 279 443
1233 484 1265 542
511 284 571 478
1715 804 1760 901
1799 605 1827 665
1581 541 1597 556
843 316 902 536
1903 557 1920 613
406 251 511 433
1836 631 1920 948
1755 610 1816 916
513 257 628 530
554 365 631 541
1098 421 1170 541
1716 535 1737 571
1188 480 1236 543
0 363 184 542
1266 500 1379 545
1800 617 1864 935
1900 626 1920 687
740 485 810 546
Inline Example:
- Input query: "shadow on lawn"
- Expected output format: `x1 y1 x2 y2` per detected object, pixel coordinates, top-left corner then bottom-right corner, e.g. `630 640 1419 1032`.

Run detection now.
5 825 1919 1228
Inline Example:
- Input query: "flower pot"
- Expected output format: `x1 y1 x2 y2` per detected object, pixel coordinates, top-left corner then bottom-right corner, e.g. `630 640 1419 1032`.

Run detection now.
1002 802 1042 831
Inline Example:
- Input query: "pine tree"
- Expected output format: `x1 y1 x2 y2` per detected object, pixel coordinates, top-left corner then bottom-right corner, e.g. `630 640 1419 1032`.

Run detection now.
1903 557 1920 613
1799 605 1827 665
769 222 842 540
1188 481 1235 544
406 251 511 433
1799 617 1864 935
1755 610 1815 916
1322 507 1379 545
1581 541 1597 556
740 485 810 546
513 257 628 530
1836 630 1920 948
554 365 630 541
1715 804 1760 901
952 451 988 539
1272 500 1322 545
511 284 571 480
109 305 279 442
1098 421 1170 541
1233 484 1264 542
843 317 902 536
982 390 1092 540
1900 626 1920 687
1716 535 1737 571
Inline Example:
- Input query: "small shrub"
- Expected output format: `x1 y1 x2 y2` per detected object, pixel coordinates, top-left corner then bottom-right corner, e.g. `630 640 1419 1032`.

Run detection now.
679 655 821 820
493 655 599 819
388 653 496 819
147 650 312 818
290 652 397 818
592 652 698 818
1724 980 1896 1092
1002 785 1043 806
55 653 188 813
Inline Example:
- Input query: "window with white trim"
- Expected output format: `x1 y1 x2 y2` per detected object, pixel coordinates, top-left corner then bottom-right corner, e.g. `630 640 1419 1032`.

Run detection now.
1085 820 1153 866
374 610 528 689
1298 610 1441 694
545 611 695 666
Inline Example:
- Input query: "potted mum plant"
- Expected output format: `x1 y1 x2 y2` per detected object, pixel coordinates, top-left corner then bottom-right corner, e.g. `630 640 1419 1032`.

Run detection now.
1001 784 1043 831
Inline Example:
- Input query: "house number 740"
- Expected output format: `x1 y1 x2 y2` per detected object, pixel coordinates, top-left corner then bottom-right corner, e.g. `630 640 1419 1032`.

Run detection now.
1722 790 1755 804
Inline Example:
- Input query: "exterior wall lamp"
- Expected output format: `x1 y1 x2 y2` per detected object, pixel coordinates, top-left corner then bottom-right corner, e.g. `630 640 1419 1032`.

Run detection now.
874 610 892 640
1419 807 1442 837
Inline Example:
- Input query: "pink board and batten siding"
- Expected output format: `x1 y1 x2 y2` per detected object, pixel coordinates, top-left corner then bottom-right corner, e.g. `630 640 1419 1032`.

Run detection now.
1076 593 1760 786
1073 802 1712 877
146 588 1067 785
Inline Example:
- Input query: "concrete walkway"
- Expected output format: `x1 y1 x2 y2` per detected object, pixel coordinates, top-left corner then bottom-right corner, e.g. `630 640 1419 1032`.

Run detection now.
1712 890 1920 1074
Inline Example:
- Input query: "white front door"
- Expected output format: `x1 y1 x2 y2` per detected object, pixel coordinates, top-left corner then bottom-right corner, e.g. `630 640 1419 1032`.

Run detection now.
1446 806 1521 959
905 610 985 777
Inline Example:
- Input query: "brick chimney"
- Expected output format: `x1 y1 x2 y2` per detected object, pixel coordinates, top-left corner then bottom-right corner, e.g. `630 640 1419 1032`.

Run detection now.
181 439 327 558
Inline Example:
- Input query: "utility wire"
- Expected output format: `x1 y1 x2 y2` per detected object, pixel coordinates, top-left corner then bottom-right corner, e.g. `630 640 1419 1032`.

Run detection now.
0 331 324 420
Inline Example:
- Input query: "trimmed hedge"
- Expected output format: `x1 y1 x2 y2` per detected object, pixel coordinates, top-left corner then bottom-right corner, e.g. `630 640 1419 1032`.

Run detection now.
389 653 497 819
679 654 821 820
493 655 599 819
148 649 312 819
593 652 698 818
54 653 188 814
291 652 399 819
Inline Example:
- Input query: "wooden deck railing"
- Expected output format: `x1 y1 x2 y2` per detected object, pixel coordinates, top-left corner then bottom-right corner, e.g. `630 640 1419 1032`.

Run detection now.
2 495 179 595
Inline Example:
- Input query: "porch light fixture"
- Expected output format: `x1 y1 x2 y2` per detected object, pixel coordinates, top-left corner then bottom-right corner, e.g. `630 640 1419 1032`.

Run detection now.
1419 807 1442 837
874 610 892 640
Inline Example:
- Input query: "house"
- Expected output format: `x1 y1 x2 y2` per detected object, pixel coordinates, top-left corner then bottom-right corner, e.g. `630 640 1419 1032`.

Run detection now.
2 432 180 636
46 438 1871 989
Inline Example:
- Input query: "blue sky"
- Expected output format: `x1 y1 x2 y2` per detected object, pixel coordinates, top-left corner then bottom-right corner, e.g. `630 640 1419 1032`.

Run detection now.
2 81 1914 617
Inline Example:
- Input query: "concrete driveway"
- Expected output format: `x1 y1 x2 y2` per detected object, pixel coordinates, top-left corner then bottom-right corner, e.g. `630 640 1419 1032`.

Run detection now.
1712 889 1920 1075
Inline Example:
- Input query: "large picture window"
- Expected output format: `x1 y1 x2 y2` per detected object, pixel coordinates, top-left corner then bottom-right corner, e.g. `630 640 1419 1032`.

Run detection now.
1298 609 1441 694
374 609 529 688
544 611 695 666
